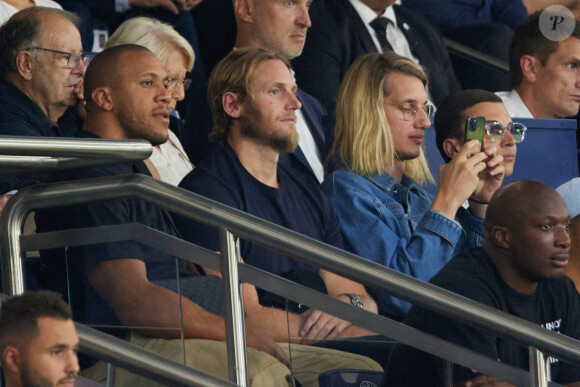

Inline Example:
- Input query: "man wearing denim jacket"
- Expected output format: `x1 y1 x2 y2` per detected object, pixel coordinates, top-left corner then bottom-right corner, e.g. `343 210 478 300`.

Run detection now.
320 52 505 321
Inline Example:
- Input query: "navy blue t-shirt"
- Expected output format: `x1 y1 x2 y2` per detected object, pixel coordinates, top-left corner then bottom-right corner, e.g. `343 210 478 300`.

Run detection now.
175 143 345 302
36 131 187 328
385 247 580 386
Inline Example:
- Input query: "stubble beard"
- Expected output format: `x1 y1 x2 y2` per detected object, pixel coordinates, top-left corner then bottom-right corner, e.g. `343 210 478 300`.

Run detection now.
20 361 56 387
119 113 169 146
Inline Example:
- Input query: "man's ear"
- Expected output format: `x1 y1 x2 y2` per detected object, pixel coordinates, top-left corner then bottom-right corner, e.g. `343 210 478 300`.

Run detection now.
235 0 254 23
520 55 538 83
15 51 36 81
91 87 113 112
491 225 510 249
223 92 243 118
443 138 462 160
3 346 22 374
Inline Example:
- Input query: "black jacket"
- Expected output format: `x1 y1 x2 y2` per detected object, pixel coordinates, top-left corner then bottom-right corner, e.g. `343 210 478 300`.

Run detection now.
292 1 461 113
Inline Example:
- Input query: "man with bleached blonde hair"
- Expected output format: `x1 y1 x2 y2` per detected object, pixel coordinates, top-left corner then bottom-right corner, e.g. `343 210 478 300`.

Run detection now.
321 51 506 321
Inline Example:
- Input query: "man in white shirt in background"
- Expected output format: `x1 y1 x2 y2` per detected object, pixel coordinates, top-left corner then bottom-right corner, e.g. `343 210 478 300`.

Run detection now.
497 11 580 119
291 0 461 114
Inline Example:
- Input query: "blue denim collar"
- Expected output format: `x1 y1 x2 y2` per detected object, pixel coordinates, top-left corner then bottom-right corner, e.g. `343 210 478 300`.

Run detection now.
365 172 421 194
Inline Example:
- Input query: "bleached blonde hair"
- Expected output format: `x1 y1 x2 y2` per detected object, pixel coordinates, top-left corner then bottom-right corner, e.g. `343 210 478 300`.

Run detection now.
331 51 433 184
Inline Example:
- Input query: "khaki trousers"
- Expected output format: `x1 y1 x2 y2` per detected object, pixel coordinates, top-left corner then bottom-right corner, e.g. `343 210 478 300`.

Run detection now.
81 333 382 387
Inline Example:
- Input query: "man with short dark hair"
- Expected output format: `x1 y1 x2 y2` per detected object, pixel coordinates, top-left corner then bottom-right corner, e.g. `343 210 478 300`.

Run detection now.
435 89 523 177
497 12 580 118
37 44 294 385
385 180 580 386
0 290 79 387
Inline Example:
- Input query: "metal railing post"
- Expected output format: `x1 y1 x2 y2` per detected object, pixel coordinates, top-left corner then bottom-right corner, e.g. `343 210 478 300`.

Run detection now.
0 196 28 295
444 360 454 387
106 363 116 387
219 228 248 386
3 175 580 385
529 347 549 387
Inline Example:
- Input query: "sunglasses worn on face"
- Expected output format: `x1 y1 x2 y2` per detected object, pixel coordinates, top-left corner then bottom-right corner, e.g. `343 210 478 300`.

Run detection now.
484 121 527 143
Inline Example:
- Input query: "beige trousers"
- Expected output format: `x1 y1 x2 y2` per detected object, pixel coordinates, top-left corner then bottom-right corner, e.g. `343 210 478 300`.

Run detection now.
81 333 382 387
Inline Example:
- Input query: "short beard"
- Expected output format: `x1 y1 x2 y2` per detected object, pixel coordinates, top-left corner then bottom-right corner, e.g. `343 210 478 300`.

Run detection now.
240 101 299 153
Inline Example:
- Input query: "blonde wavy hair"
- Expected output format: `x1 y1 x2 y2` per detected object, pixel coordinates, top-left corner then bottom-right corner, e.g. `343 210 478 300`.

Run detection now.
207 48 291 142
331 51 433 184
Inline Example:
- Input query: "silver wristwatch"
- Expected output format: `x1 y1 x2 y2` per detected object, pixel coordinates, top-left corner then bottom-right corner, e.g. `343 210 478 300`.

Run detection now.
344 293 364 309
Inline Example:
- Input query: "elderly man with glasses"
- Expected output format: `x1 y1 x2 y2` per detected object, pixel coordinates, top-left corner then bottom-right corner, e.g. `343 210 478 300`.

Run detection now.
0 7 87 210
320 52 506 321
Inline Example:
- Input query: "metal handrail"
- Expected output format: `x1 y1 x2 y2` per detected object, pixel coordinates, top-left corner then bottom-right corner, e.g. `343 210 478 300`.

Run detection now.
0 136 152 174
76 324 234 387
444 37 510 73
4 222 540 385
2 174 579 386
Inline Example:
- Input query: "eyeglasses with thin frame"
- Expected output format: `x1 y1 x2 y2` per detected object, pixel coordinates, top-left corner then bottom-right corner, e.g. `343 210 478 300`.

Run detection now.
165 77 192 93
484 121 527 143
387 102 435 121
28 46 91 68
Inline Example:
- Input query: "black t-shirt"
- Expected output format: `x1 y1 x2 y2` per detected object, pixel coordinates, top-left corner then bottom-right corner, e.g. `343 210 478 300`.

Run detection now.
174 143 345 306
36 131 187 327
385 246 580 386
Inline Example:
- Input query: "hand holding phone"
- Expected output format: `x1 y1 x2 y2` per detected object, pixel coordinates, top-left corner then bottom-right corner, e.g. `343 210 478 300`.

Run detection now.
465 116 485 152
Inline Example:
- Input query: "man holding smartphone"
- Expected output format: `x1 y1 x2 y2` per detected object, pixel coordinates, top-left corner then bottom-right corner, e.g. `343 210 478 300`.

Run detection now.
320 52 505 321
435 89 526 179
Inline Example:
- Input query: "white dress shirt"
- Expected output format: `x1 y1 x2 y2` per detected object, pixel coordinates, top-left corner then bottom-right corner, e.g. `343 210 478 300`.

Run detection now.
149 129 194 186
495 89 533 119
348 0 433 105
348 0 419 63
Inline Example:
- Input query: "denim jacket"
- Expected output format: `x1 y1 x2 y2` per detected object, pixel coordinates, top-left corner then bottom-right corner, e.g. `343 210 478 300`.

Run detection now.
320 169 484 320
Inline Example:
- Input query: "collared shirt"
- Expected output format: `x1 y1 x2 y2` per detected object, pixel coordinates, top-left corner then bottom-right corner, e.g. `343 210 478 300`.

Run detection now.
0 81 81 193
348 0 431 105
149 129 194 186
320 169 484 320
496 89 533 119
348 0 419 64
293 75 324 183
0 81 79 137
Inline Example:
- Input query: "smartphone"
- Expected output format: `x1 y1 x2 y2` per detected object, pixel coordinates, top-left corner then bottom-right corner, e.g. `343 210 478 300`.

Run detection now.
465 116 485 152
